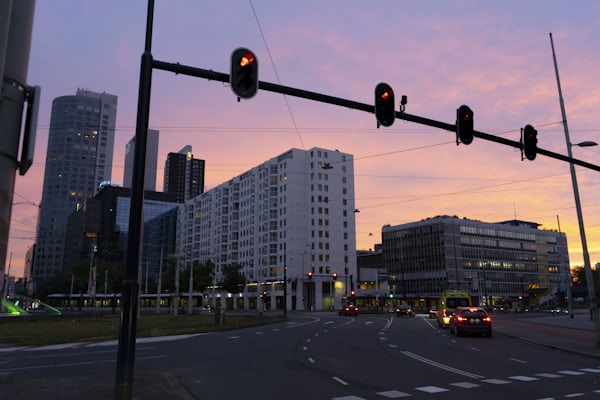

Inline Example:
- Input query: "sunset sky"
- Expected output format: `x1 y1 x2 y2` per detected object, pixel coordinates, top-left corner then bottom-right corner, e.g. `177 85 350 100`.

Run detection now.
8 0 600 277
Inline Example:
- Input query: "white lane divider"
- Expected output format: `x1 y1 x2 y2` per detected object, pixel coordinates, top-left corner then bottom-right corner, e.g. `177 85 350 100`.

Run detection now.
401 351 485 379
332 376 349 386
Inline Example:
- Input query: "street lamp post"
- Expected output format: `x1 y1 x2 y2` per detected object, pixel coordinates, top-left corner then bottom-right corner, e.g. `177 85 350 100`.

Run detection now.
551 33 600 346
283 245 287 318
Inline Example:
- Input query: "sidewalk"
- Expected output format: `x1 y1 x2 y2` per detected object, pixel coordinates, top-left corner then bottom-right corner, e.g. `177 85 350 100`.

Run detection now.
493 309 600 359
0 371 194 400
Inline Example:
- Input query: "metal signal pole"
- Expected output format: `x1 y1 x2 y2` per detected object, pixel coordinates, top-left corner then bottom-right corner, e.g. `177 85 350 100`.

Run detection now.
550 32 600 345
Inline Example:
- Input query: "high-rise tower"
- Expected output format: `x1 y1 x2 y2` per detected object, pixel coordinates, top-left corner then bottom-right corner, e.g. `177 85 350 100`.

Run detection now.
123 129 159 191
32 89 117 283
163 145 205 203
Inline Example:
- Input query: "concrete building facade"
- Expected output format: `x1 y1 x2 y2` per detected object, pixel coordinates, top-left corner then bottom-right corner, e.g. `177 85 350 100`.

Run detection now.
123 129 159 191
33 89 117 283
176 147 357 311
382 215 570 310
164 145 205 203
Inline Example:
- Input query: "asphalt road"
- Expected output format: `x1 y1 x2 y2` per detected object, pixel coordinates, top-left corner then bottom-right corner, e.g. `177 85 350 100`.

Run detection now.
2 313 600 399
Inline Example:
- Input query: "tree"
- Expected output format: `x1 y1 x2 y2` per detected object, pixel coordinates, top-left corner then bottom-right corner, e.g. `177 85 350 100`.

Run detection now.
571 266 600 301
160 256 178 293
193 259 215 292
160 259 215 293
219 263 246 294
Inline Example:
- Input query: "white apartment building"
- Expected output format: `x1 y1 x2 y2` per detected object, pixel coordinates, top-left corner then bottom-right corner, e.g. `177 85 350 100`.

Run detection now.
177 147 357 311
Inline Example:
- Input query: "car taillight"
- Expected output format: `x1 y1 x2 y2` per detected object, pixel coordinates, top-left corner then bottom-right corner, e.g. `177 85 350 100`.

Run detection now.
455 315 467 323
483 316 491 323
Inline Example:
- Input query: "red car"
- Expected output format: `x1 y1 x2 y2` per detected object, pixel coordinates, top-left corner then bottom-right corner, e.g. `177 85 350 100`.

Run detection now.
449 306 492 337
339 304 359 316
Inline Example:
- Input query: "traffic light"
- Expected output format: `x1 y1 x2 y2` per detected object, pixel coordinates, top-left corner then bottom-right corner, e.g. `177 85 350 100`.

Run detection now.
332 272 338 280
230 47 258 99
350 290 356 297
522 124 538 161
456 105 474 145
374 82 395 128
307 271 313 280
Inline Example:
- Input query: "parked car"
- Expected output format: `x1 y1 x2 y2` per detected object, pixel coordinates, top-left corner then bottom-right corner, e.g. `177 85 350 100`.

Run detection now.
396 304 414 317
428 306 438 319
339 304 359 316
449 306 492 337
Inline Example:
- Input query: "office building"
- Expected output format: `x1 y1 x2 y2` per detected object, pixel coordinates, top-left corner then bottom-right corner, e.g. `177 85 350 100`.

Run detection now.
64 185 178 293
164 145 205 203
32 89 117 284
123 129 159 191
381 216 570 310
177 147 357 311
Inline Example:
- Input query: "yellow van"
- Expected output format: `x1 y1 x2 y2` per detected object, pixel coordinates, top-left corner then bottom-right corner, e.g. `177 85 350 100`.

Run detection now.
437 290 472 328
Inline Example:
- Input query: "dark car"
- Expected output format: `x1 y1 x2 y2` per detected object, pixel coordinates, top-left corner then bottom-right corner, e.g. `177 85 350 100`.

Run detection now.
339 304 359 316
428 306 438 319
395 304 414 317
449 306 492 337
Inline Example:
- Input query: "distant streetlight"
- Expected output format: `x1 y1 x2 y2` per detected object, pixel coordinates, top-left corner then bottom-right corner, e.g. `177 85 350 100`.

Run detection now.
571 141 598 148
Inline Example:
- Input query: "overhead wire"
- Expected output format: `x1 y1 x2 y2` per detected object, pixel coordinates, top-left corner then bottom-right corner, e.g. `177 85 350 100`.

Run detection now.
249 0 305 150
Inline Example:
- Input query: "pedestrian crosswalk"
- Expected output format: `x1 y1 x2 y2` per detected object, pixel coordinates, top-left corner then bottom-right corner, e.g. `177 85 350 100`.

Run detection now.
332 366 600 400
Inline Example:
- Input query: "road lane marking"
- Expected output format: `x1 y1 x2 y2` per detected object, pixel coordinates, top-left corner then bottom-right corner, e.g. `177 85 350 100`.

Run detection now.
332 376 349 386
510 375 539 381
581 368 600 373
536 373 563 378
415 386 448 393
401 351 484 379
376 390 411 398
559 370 585 375
286 316 321 328
451 382 481 389
56 361 94 367
510 358 527 363
308 357 315 364
481 378 511 384
564 394 585 398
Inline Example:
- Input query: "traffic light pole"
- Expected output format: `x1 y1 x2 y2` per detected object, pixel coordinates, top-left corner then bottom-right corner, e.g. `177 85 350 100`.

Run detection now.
115 0 154 398
151 60 600 173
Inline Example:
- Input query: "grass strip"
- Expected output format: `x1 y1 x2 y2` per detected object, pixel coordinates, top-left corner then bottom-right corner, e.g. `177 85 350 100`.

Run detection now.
0 313 285 346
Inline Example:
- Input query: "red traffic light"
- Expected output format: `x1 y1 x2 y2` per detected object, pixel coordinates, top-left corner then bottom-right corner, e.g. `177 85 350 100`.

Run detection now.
350 290 356 297
522 124 538 161
307 271 313 280
375 82 395 128
239 51 255 68
230 47 258 99
332 272 338 280
456 105 474 145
